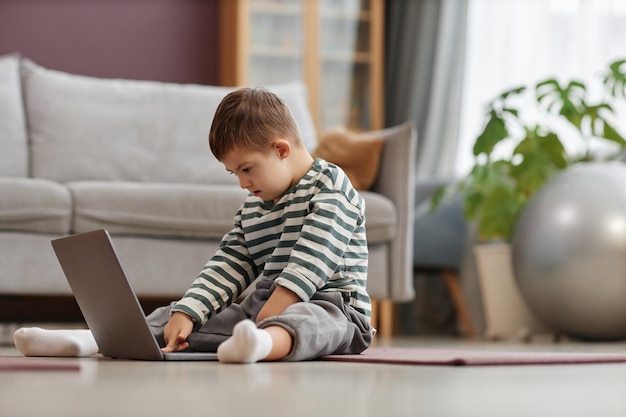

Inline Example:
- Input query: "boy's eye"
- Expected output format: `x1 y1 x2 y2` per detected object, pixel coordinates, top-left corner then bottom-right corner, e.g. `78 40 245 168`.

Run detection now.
242 167 251 173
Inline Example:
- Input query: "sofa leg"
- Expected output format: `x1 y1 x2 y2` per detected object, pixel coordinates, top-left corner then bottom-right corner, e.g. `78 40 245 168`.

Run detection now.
371 298 394 339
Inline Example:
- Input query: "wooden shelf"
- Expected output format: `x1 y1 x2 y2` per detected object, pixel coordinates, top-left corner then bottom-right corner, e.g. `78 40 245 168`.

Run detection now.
250 2 302 15
250 46 303 57
220 0 384 132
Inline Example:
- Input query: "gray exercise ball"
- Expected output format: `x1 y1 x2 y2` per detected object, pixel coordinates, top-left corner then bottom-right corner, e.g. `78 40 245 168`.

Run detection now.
512 162 626 340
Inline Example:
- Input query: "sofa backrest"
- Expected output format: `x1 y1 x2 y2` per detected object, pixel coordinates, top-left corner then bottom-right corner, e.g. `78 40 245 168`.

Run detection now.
21 59 317 185
0 54 29 178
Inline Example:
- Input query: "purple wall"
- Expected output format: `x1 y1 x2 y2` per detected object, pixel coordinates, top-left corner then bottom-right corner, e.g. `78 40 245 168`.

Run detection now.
0 0 220 85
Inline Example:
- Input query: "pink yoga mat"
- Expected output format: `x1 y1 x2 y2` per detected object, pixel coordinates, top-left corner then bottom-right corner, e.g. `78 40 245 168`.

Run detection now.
322 347 626 366
0 356 80 372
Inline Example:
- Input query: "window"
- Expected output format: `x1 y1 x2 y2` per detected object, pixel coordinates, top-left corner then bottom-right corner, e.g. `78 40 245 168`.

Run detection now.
457 0 626 175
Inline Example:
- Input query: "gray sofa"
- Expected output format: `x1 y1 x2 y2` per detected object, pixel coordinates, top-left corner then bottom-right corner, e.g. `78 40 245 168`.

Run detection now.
0 53 416 334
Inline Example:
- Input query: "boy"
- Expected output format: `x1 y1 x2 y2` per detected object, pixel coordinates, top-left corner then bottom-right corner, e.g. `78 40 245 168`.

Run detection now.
14 87 374 363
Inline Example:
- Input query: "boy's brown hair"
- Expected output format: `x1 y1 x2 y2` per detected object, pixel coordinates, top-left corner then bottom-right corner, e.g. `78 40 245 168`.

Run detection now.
209 87 303 161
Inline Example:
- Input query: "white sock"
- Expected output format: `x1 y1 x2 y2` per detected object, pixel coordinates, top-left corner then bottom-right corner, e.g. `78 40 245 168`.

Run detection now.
217 320 273 364
13 327 99 357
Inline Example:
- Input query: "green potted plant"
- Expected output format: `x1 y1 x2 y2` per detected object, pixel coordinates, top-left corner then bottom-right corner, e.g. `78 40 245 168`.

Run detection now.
434 58 626 242
432 58 626 340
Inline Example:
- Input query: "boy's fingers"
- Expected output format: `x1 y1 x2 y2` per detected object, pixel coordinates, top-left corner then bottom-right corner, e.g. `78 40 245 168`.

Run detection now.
162 341 189 352
161 313 193 352
161 334 189 352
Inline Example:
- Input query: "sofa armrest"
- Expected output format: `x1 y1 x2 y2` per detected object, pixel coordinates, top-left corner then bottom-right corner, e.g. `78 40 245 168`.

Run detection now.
368 122 417 302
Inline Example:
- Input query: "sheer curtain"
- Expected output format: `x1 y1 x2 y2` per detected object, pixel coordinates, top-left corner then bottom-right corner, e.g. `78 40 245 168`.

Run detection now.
457 0 626 175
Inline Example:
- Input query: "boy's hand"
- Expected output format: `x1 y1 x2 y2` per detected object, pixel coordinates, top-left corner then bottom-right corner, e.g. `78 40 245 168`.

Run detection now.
162 312 194 352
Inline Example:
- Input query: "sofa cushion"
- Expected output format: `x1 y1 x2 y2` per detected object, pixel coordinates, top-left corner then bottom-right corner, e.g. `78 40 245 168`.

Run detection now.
68 181 249 239
0 54 28 177
312 128 385 191
22 59 317 184
360 191 397 244
68 181 396 243
0 178 72 233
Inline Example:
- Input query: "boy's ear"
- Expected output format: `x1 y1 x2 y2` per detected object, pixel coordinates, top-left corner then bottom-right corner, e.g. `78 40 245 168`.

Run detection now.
272 139 291 159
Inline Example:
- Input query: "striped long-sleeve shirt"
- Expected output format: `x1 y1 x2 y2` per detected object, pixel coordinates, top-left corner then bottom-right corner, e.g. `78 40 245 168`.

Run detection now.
172 158 371 327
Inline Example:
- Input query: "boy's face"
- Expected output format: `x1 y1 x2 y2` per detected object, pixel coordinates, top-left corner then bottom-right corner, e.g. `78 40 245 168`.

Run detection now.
221 143 294 203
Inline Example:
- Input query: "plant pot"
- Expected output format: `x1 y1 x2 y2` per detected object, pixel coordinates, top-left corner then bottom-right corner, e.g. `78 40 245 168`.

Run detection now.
474 242 552 341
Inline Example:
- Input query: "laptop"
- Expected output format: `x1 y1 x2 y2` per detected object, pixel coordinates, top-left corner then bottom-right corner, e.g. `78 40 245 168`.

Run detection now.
51 229 218 361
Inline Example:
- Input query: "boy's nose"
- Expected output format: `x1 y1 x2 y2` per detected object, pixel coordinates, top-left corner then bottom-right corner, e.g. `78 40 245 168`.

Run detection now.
238 177 251 189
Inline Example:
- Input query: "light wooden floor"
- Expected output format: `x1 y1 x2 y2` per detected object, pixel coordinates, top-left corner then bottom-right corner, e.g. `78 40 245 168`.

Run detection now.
3 336 626 417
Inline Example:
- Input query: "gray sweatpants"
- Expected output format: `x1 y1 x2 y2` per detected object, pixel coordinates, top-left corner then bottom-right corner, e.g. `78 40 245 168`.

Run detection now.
146 278 373 361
